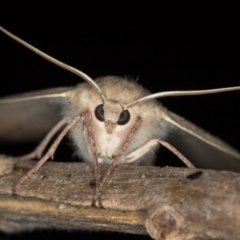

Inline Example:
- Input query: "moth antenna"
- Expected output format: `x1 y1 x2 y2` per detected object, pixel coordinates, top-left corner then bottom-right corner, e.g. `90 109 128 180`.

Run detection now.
0 26 106 103
124 86 240 108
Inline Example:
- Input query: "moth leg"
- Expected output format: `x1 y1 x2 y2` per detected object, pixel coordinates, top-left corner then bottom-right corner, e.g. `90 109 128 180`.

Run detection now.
122 139 160 165
14 119 68 161
124 138 195 168
97 135 195 197
156 138 195 168
13 115 81 195
80 110 103 208
93 116 142 201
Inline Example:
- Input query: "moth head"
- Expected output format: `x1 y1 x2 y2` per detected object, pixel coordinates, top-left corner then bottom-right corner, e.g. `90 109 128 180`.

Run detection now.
94 100 130 134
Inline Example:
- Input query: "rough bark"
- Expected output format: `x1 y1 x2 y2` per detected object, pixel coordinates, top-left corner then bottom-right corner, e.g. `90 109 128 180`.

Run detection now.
0 155 240 240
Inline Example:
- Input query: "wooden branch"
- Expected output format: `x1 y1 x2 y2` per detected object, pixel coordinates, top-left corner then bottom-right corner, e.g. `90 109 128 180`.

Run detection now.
1 155 240 240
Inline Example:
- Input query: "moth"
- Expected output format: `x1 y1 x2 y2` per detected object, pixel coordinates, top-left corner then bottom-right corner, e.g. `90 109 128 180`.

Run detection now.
1 26 240 208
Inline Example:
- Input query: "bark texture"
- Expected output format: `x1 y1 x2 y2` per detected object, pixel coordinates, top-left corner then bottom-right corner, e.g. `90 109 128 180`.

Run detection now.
0 155 240 240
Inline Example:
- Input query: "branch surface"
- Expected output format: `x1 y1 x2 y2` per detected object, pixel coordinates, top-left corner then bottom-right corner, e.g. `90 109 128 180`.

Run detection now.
0 155 240 240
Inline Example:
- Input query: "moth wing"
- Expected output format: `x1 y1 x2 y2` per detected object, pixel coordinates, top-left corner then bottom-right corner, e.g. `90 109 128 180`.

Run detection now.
161 109 240 172
0 87 71 142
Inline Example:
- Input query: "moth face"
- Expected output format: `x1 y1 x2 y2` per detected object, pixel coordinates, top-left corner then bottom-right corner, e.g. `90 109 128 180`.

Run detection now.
94 100 130 134
87 99 141 164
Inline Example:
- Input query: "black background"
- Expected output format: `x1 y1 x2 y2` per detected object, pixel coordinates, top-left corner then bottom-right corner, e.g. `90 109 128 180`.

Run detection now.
0 3 240 240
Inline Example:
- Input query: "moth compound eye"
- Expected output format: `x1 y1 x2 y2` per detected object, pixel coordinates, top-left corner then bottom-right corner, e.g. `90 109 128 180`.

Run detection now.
95 104 105 122
117 109 130 125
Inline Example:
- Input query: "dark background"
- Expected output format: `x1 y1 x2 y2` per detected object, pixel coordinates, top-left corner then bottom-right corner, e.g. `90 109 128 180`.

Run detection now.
0 3 240 240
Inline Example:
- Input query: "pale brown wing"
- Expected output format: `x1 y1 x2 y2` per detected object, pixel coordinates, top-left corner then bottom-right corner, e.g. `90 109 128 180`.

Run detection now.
161 110 240 172
0 88 71 142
